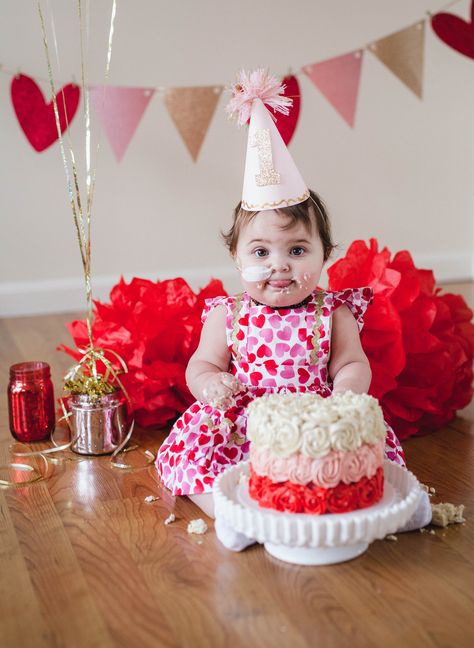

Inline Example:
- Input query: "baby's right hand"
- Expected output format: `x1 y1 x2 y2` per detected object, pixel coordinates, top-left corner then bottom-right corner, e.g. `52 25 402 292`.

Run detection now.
202 372 242 410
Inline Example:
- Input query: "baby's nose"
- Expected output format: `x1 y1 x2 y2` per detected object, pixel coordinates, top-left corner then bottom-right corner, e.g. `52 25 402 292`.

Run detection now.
272 259 290 272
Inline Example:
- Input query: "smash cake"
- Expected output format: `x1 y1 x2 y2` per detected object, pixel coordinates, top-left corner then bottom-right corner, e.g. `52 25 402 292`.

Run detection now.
247 392 385 514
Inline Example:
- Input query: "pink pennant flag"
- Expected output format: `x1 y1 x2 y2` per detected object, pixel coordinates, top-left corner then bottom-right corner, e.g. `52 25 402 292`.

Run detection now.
303 50 364 127
90 85 155 161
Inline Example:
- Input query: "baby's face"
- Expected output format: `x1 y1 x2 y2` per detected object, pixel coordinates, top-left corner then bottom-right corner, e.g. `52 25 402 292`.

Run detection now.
234 209 325 307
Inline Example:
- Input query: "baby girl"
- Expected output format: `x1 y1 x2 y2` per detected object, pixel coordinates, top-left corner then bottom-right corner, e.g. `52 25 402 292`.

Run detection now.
156 70 431 549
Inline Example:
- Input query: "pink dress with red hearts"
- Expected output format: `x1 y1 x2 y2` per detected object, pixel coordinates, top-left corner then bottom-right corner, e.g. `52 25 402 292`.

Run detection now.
156 288 406 496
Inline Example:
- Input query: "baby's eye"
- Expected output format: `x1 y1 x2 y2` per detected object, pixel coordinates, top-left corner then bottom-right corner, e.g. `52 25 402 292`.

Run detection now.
254 248 268 258
290 246 306 256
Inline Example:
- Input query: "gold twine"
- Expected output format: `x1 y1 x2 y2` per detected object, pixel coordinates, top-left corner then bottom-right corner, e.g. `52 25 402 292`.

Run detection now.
0 454 49 488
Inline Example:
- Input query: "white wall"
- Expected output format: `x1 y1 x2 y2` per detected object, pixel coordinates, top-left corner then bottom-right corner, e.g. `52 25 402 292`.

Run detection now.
1 0 473 316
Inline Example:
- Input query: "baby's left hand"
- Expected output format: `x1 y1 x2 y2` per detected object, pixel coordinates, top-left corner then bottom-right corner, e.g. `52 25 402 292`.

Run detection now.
202 372 242 410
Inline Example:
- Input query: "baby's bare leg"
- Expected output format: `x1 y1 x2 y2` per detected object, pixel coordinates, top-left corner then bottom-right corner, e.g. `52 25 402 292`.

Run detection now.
188 493 215 518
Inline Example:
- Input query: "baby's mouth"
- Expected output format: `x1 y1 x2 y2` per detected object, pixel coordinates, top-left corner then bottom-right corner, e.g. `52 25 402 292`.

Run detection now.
267 279 293 289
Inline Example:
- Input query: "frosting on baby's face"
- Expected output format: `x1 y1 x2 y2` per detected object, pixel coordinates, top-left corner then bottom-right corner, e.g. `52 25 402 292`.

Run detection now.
234 210 325 307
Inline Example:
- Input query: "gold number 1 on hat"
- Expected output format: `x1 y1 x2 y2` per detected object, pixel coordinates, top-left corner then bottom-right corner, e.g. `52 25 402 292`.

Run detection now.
252 129 280 186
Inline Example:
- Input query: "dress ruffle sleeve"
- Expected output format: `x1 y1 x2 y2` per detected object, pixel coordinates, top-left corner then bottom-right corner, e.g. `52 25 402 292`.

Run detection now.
323 287 373 332
201 295 230 324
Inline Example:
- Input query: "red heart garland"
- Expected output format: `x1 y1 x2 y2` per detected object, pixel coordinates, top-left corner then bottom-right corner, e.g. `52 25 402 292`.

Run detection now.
431 1 474 60
11 74 80 152
272 74 301 146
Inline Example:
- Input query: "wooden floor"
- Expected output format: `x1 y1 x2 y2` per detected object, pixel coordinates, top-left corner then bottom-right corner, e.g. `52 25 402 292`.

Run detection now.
1 283 473 648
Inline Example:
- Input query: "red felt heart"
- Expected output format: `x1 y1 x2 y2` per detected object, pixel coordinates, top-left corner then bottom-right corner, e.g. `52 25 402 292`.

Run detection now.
272 75 301 145
11 74 80 152
431 2 474 60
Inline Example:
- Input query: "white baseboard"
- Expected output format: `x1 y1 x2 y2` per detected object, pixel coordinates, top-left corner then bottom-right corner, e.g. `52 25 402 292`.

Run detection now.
0 267 240 318
1 253 472 318
412 252 474 284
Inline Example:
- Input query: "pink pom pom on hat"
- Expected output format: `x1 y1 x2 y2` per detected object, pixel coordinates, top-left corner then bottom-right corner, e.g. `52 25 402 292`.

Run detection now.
226 69 309 212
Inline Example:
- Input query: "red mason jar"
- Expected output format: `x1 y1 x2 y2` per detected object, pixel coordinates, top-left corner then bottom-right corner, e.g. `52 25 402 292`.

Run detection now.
8 361 55 442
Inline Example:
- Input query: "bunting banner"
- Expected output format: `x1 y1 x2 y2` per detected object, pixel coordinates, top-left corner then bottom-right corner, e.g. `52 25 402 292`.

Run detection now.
2 1 472 160
162 85 223 161
368 21 425 98
90 85 155 162
303 50 363 127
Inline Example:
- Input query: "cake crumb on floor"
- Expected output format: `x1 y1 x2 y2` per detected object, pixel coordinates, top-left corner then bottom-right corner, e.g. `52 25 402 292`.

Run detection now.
144 495 160 503
431 503 465 528
385 534 398 541
187 518 208 535
164 513 176 525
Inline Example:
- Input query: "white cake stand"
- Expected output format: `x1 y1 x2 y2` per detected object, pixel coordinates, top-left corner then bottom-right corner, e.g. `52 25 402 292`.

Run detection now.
213 460 421 566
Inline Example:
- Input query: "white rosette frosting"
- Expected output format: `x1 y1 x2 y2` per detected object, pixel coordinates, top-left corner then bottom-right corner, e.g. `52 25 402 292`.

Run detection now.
270 414 302 458
247 391 386 460
301 425 331 459
328 419 359 452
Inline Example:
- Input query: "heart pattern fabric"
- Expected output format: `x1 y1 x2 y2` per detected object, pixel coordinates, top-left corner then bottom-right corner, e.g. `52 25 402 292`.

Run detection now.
157 288 407 496
431 2 474 59
11 74 80 152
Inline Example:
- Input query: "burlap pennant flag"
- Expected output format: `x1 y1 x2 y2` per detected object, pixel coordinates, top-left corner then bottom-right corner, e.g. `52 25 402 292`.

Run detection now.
368 21 425 98
303 50 364 127
163 86 223 161
90 85 155 161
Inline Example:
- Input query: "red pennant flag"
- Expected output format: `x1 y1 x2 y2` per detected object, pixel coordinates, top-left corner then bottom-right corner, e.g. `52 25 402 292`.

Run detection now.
90 85 155 162
303 50 363 127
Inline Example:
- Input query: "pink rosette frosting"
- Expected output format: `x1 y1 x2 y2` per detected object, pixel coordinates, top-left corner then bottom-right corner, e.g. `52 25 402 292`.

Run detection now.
341 447 367 483
311 453 342 488
250 440 384 487
287 453 313 485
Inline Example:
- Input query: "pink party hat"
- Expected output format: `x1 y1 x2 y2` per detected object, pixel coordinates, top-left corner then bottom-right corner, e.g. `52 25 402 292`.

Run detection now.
226 69 309 212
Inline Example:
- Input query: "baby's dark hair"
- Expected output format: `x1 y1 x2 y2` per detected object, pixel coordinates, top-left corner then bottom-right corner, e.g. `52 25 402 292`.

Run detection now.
222 190 335 262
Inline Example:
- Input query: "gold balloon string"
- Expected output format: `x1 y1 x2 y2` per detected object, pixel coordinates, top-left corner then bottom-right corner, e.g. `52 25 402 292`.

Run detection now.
84 0 117 253
45 0 92 351
38 1 88 278
44 0 88 268
77 0 94 337
38 1 118 371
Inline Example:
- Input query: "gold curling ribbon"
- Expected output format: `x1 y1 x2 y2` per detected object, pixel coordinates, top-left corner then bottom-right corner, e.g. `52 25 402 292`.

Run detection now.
0 454 49 488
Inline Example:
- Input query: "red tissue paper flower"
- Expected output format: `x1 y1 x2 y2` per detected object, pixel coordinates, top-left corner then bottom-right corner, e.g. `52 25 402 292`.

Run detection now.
328 238 474 440
59 277 227 428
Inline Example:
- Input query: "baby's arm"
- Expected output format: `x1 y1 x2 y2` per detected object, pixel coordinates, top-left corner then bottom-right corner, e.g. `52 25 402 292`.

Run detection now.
186 305 241 408
328 305 372 394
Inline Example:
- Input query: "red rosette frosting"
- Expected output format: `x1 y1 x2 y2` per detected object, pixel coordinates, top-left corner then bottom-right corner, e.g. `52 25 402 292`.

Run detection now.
302 484 327 514
270 482 306 513
356 467 384 509
326 481 359 514
249 465 384 514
